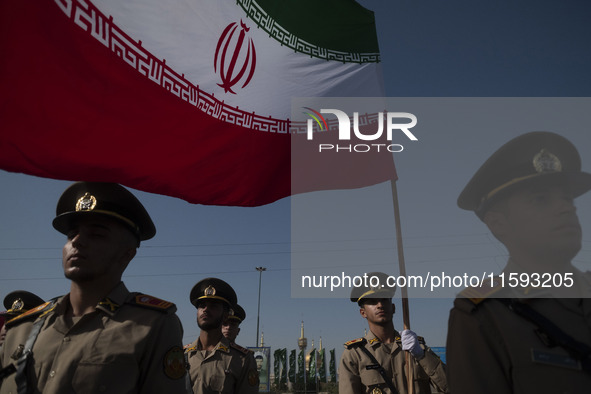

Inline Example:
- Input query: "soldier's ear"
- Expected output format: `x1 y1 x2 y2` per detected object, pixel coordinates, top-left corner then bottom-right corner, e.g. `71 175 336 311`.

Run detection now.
359 307 368 319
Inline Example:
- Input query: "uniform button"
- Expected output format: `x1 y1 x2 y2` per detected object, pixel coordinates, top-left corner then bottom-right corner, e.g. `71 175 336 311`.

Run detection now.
63 337 70 342
49 370 56 378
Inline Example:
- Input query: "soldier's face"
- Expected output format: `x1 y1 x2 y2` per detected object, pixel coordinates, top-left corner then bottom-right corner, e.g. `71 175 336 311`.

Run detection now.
486 185 582 264
62 216 136 283
222 319 240 342
197 299 227 331
360 298 394 325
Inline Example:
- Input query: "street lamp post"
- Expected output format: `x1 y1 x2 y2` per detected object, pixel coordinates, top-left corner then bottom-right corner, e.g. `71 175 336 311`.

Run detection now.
255 266 266 346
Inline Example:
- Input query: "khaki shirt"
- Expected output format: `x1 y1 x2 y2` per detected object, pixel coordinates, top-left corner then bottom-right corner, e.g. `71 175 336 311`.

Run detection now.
447 282 591 394
185 336 258 394
0 282 188 394
339 331 448 394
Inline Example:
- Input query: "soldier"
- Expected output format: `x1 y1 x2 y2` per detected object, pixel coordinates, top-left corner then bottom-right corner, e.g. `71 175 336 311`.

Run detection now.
0 291 45 347
447 131 591 393
0 182 188 394
339 272 448 394
221 303 246 344
185 278 259 393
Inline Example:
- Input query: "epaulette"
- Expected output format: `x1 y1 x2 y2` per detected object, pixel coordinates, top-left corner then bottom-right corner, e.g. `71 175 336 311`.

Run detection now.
6 300 56 328
230 342 250 355
344 337 366 349
457 276 504 306
128 293 176 313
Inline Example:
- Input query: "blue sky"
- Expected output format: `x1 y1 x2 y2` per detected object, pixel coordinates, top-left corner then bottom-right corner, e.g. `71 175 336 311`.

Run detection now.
1 0 591 368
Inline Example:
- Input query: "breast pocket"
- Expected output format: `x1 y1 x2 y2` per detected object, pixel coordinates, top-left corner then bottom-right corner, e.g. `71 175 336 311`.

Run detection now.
72 361 139 394
360 366 389 387
207 373 236 393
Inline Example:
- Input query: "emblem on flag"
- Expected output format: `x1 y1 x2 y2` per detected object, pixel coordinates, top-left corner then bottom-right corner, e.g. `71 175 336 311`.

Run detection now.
214 20 257 94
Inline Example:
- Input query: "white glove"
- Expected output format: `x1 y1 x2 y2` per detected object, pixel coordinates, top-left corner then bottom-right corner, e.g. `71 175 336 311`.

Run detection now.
401 329 424 359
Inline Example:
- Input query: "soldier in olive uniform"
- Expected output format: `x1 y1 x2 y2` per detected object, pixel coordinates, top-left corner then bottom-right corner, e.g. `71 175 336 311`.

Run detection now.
339 272 448 394
185 278 259 394
0 182 188 394
447 132 591 393
0 291 45 347
221 303 246 344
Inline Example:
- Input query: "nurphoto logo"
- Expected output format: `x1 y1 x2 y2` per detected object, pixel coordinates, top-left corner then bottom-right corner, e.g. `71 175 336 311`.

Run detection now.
303 108 418 153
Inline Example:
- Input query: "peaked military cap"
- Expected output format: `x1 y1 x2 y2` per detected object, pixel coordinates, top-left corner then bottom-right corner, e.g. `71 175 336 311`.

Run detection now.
52 182 156 242
458 131 591 218
3 290 45 317
190 278 237 308
228 303 246 323
350 272 396 306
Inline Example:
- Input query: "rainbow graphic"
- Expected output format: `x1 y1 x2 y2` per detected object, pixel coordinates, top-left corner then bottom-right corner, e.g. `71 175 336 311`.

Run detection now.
302 107 328 131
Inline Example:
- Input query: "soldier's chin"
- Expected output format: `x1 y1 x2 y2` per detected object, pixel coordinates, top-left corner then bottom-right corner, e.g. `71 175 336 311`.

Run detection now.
64 269 94 282
198 318 223 331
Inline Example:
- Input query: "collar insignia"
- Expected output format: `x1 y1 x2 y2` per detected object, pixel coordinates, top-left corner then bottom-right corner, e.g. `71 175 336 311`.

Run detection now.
98 298 120 312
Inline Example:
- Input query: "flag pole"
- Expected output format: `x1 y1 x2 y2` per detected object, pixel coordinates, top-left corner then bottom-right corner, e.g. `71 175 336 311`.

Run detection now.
390 179 414 394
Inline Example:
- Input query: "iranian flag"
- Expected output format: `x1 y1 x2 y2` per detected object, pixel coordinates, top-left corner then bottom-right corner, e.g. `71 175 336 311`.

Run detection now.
0 0 395 206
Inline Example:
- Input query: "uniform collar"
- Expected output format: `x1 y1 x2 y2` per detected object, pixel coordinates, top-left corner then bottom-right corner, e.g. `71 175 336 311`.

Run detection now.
193 335 232 354
364 330 401 350
96 282 130 316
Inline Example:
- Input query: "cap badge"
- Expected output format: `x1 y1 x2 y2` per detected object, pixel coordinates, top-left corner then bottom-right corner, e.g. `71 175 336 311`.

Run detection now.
533 149 562 173
372 388 383 394
11 298 24 311
76 193 97 211
204 285 216 296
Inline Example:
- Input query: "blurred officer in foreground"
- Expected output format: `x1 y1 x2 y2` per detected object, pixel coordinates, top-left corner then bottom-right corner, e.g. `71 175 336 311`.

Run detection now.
0 291 45 347
447 131 591 393
0 182 188 394
339 272 448 394
222 303 246 344
185 278 259 393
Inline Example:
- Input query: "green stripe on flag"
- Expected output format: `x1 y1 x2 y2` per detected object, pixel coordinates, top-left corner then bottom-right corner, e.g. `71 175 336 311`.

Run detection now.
238 0 380 63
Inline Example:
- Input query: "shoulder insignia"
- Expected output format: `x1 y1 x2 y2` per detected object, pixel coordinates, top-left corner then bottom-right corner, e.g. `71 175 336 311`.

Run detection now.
457 275 504 305
248 368 259 387
230 342 250 355
129 294 176 313
163 346 186 380
395 336 401 343
6 300 56 327
184 343 196 353
217 343 230 353
344 337 367 349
